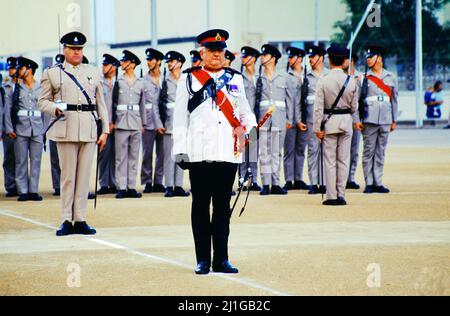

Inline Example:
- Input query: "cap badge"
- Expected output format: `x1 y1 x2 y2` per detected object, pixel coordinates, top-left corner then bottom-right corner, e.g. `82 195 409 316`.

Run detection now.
215 33 222 41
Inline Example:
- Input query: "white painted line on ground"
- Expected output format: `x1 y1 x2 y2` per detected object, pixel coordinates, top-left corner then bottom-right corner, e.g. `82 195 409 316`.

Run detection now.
0 209 290 296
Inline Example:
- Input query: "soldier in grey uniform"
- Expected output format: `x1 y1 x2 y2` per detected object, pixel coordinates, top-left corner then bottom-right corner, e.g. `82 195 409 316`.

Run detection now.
113 50 147 199
304 46 329 194
141 48 166 193
97 54 120 195
4 57 44 202
313 47 358 205
356 45 398 194
38 32 109 236
343 52 363 189
256 44 295 195
283 47 309 191
160 51 190 198
239 46 262 191
2 57 18 197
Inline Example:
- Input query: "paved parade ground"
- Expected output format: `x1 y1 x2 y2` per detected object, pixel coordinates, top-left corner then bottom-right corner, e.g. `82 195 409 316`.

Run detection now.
0 128 449 296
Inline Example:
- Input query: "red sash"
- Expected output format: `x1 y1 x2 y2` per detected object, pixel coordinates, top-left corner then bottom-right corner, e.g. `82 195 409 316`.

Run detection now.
367 75 393 98
191 68 244 155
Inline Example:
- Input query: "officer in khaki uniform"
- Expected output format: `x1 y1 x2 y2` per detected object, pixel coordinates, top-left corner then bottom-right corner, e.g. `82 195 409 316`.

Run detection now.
2 57 18 197
304 46 329 194
257 44 296 196
97 54 120 195
113 50 147 199
38 32 109 236
313 47 358 205
4 57 44 202
356 45 398 194
160 51 190 198
283 47 309 191
141 48 165 193
239 46 261 191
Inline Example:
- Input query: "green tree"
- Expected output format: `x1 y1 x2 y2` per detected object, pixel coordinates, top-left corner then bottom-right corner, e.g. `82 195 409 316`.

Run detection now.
331 0 450 65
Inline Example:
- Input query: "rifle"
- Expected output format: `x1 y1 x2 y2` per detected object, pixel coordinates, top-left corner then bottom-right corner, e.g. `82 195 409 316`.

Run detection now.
0 74 5 106
358 63 369 121
11 70 20 132
300 58 309 124
254 65 263 121
158 67 168 126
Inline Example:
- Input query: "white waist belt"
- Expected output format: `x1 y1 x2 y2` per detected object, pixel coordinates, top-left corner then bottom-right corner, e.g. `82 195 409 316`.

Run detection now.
260 100 286 108
166 102 176 109
17 110 42 117
366 95 390 103
145 103 153 110
117 104 140 111
307 95 315 102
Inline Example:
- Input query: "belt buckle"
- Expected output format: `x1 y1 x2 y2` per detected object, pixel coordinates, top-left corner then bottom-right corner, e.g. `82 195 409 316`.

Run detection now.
27 110 32 117
127 105 133 111
377 95 384 102
76 104 82 113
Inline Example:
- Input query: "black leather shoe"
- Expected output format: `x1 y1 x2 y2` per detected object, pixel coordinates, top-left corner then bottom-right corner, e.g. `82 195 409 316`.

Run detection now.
115 190 127 199
88 192 95 200
17 194 28 202
53 189 60 196
127 189 142 198
212 260 239 274
283 181 293 191
319 185 326 193
73 222 96 235
143 183 153 193
294 180 309 190
363 185 374 194
6 189 18 197
195 261 210 275
260 185 270 196
97 187 110 195
270 185 288 195
109 187 118 194
374 185 390 193
153 184 166 193
174 186 190 197
28 193 43 201
322 199 339 206
164 187 174 198
250 182 262 191
337 197 347 205
308 185 320 195
346 181 360 190
56 221 73 236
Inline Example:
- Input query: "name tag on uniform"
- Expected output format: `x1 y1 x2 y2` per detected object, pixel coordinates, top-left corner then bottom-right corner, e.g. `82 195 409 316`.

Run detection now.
226 84 240 95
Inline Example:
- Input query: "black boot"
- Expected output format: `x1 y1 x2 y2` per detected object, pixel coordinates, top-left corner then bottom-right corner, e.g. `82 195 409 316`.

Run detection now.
6 188 18 197
164 187 174 198
115 190 127 199
283 181 293 191
28 193 43 201
127 189 142 198
250 182 262 191
346 181 360 190
56 221 73 236
73 222 96 235
53 188 60 196
363 185 374 194
308 185 320 195
97 187 110 195
260 185 270 196
143 183 153 193
174 186 190 197
17 194 28 202
212 260 239 274
153 183 166 193
270 185 288 195
322 199 340 206
195 261 210 275
294 180 309 190
88 192 95 200
374 185 390 193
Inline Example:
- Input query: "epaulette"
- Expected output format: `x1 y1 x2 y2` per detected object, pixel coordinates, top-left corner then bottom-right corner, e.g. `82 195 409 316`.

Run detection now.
223 67 241 75
183 66 202 74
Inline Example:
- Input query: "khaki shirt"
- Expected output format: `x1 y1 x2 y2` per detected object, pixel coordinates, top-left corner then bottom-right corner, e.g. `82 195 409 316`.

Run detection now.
38 62 110 142
313 68 358 134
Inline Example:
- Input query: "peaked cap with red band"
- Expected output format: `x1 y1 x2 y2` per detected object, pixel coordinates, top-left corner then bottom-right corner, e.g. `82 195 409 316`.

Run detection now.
197 29 229 49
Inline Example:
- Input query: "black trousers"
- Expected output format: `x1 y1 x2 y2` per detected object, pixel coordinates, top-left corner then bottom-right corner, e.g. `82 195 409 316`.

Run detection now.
189 162 237 265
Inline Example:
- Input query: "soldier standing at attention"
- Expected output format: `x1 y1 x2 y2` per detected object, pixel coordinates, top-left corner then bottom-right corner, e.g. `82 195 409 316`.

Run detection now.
283 47 309 191
238 46 262 192
38 32 109 236
256 44 295 196
2 57 19 197
357 45 398 194
173 29 256 274
97 54 120 195
160 51 190 198
112 50 147 199
304 46 329 195
4 57 44 202
343 52 363 190
142 48 166 194
313 46 358 206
